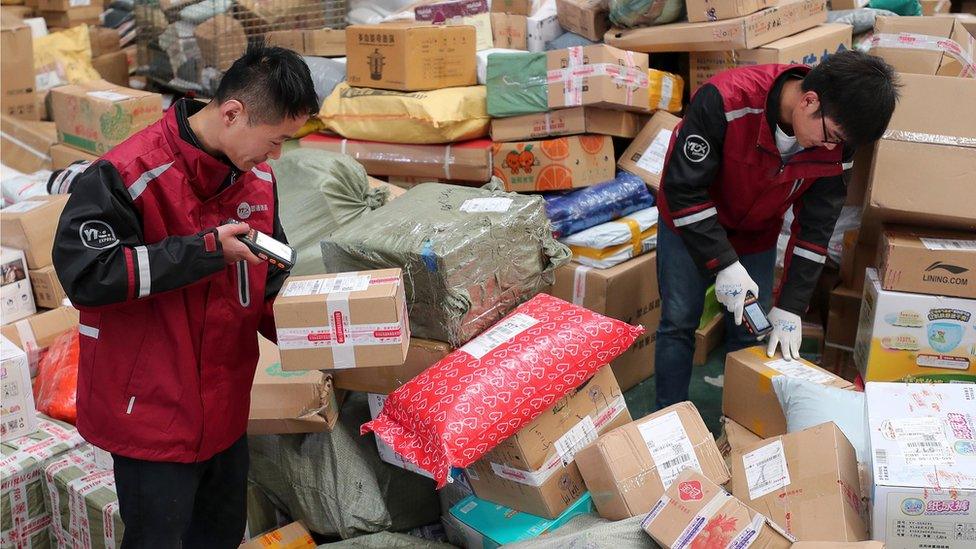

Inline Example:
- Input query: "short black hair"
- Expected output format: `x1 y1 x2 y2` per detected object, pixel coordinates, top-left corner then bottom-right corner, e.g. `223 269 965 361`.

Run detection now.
802 50 901 147
215 46 318 125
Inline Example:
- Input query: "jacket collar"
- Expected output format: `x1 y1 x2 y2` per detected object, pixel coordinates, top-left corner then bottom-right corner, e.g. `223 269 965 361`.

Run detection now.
161 99 235 200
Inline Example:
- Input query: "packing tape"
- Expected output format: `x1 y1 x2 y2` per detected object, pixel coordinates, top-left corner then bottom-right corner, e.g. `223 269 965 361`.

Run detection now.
615 216 644 256
881 129 976 148
325 291 357 369
641 494 670 530
870 32 976 78
68 467 113 547
727 512 769 549
102 494 119 549
443 144 452 180
548 48 649 108
14 318 40 376
572 264 591 305
0 131 51 161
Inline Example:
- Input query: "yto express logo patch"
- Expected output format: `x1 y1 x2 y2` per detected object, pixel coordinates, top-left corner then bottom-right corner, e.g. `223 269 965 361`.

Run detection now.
79 220 119 249
683 134 710 163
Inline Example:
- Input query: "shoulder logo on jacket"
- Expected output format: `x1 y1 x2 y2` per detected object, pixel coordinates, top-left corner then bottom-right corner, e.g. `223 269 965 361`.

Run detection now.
79 220 119 250
236 202 268 220
683 135 710 163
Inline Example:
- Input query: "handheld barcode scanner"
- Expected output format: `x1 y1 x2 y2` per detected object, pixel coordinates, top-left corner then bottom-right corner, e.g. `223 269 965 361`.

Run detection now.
742 291 773 339
230 222 296 270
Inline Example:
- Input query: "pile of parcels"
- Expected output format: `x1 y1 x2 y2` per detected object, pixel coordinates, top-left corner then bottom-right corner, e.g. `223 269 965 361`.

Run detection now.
2 0 976 547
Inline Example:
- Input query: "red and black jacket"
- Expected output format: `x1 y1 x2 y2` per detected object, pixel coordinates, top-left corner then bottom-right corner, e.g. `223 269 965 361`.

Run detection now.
657 64 854 315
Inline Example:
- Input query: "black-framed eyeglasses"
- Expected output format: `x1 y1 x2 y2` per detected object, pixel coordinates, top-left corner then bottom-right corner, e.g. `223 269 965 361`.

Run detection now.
821 113 844 145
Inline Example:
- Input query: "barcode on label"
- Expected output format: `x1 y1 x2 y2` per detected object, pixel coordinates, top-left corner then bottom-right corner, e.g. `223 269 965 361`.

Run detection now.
638 411 703 489
460 313 539 360
658 451 693 472
920 237 976 251
876 449 888 465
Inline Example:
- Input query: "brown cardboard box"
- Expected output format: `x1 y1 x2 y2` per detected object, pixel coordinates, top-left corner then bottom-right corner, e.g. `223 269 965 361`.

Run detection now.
265 28 346 57
716 417 762 472
36 0 100 10
821 345 857 382
50 142 98 169
605 0 827 53
838 229 878 294
88 26 120 58
299 135 493 183
273 269 410 372
0 195 68 269
877 226 976 300
686 0 775 23
491 134 614 192
194 14 247 72
332 337 451 393
466 365 632 518
870 16 974 78
248 336 341 435
239 521 315 549
1 16 37 120
730 422 867 541
346 24 477 91
576 401 730 520
491 0 531 14
844 145 872 207
0 114 55 173
793 543 884 549
555 0 609 42
0 305 78 352
28 265 66 309
546 252 660 391
50 80 162 156
490 13 527 50
617 110 681 191
688 23 852 92
490 107 648 142
40 6 100 26
1 6 34 20
723 346 854 438
546 45 651 113
91 51 129 87
825 285 861 350
920 0 950 14
642 469 793 549
861 74 976 237
693 312 724 367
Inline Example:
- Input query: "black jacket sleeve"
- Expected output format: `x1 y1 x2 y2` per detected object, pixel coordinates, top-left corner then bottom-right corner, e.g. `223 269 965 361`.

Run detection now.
52 160 226 308
661 84 738 276
776 147 854 315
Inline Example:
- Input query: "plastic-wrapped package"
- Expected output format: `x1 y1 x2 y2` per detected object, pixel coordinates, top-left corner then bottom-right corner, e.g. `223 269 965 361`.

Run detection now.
546 31 598 50
32 25 102 91
827 8 897 34
44 445 125 548
302 56 346 107
158 21 202 84
543 171 654 238
609 0 685 28
180 0 234 23
477 48 523 85
867 0 921 15
648 68 683 113
501 514 653 548
486 51 548 118
32 328 79 425
362 293 642 486
561 206 659 268
320 182 570 346
1 171 51 206
528 0 563 52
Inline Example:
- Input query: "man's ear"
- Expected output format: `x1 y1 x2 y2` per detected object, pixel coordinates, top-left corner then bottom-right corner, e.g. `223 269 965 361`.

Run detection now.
801 90 820 112
219 99 244 127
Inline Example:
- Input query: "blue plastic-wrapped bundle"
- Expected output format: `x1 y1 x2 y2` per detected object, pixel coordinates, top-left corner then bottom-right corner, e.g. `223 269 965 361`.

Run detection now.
544 171 655 238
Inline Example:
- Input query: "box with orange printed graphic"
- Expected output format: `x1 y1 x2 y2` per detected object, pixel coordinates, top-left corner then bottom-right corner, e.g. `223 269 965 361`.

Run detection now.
491 135 614 192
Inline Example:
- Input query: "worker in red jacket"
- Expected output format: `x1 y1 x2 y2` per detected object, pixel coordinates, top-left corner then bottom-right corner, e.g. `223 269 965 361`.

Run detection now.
53 48 318 548
655 51 900 409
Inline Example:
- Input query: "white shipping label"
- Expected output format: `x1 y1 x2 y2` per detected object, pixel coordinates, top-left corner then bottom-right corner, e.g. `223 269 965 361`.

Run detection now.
920 237 976 251
459 197 513 213
280 275 371 297
460 313 538 360
70 0 92 6
657 76 674 111
2 201 44 213
764 359 835 385
637 411 703 489
86 90 131 102
890 417 954 465
742 439 791 501
634 129 673 176
572 265 591 306
554 416 598 466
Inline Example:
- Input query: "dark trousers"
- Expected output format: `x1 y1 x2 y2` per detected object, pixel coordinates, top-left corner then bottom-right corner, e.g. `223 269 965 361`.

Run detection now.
112 435 248 549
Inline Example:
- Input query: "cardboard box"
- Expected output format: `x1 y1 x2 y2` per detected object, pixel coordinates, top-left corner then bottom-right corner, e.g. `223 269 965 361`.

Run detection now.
865 382 976 549
491 134 614 192
716 416 762 471
640 469 794 549
490 13 527 50
686 0 775 23
0 335 38 440
0 194 68 269
555 0 609 42
877 226 976 300
723 346 855 438
1 17 37 120
920 0 951 14
730 422 867 541
449 492 594 548
50 142 99 170
862 75 976 247
490 106 647 142
88 26 120 58
50 80 162 156
793 543 884 549
0 114 56 173
332 337 451 394
575 401 730 520
854 268 976 383
91 51 128 87
546 252 660 391
0 305 79 353
547 45 651 113
825 284 861 350
617 110 682 191
265 28 346 57
689 23 852 92
870 16 975 78
604 0 828 53
28 265 66 309
466 366 632 518
248 336 341 435
693 312 724 366
194 14 247 72
490 0 532 14
345 24 477 91
527 0 561 52
36 0 97 10
239 521 316 549
299 135 493 183
273 269 410 371
39 6 100 26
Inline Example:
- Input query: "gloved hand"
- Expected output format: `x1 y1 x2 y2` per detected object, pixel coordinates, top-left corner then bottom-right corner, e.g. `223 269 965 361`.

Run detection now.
766 307 802 361
715 261 759 326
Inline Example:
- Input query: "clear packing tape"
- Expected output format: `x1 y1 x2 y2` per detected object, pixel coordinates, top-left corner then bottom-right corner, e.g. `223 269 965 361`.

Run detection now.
881 129 976 148
870 32 976 78
340 139 459 181
547 47 650 108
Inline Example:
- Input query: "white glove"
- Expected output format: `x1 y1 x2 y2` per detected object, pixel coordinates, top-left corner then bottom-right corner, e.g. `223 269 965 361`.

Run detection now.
766 307 802 361
715 261 759 326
